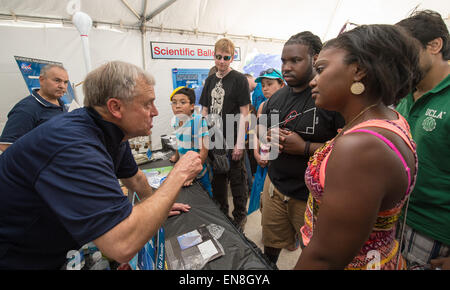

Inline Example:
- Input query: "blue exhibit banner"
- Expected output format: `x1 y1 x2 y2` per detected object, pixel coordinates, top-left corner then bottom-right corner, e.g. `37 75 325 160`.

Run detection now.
14 56 76 109
152 41 240 61
171 68 210 105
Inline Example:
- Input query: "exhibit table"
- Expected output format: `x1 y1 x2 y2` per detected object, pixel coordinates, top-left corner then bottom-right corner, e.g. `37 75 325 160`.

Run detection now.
140 159 273 270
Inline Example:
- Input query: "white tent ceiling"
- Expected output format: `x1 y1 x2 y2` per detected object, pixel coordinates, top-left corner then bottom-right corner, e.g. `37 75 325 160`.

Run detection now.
0 0 448 42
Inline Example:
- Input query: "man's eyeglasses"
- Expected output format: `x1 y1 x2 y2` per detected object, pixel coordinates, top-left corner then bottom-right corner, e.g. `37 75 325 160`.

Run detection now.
215 54 232 61
259 68 282 79
171 101 190 106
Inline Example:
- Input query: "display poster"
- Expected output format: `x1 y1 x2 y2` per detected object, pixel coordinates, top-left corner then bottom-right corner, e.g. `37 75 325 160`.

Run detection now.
171 68 209 105
14 56 76 109
151 41 241 61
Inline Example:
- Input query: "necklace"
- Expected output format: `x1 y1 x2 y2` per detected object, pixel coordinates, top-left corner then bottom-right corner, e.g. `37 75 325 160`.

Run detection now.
216 68 232 78
336 103 380 139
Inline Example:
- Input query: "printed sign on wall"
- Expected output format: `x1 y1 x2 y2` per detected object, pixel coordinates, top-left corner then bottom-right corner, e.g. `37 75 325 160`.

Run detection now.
171 68 210 105
151 41 240 61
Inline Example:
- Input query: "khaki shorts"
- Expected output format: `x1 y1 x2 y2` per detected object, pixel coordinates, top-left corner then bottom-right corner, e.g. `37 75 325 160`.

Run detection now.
261 176 306 249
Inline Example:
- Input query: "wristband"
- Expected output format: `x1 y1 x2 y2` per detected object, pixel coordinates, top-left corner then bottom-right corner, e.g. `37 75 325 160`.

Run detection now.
304 141 311 157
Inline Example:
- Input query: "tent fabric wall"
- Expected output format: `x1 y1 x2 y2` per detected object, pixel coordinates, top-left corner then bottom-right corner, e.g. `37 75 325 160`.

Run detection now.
0 24 145 144
0 25 86 130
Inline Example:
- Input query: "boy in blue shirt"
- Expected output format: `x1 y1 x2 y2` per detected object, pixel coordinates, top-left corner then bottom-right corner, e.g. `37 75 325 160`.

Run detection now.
169 87 213 197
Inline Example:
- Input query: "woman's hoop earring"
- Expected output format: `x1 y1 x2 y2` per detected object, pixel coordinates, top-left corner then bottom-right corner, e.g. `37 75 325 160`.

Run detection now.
350 82 365 95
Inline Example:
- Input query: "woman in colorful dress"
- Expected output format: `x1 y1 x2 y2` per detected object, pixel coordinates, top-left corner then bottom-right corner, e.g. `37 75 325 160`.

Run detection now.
295 24 421 269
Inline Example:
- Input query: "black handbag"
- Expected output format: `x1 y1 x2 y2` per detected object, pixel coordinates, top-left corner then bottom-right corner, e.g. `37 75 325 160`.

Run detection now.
206 93 230 174
210 148 230 174
208 129 230 174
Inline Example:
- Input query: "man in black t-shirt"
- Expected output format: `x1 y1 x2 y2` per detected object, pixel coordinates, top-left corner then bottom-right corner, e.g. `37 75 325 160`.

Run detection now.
200 38 250 230
258 32 344 265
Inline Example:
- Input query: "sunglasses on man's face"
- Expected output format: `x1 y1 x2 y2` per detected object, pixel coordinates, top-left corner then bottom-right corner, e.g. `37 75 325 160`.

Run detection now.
215 54 232 61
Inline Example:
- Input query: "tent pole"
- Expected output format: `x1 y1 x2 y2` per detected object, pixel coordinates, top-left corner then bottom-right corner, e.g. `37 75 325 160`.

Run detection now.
121 0 149 70
0 12 287 44
120 0 140 20
141 0 149 71
141 24 147 71
141 0 178 71
322 0 342 40
145 0 178 22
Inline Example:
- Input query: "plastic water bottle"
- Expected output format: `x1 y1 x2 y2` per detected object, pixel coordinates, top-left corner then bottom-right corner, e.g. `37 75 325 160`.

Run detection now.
147 148 152 160
90 251 111 270
260 143 270 160
81 241 100 269
86 242 98 254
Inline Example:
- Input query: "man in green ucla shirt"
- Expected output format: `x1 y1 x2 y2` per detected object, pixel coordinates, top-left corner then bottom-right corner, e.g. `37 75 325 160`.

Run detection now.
396 10 450 270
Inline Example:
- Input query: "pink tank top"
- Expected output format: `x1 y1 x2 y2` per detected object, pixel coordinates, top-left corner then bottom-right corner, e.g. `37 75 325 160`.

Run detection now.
301 111 418 270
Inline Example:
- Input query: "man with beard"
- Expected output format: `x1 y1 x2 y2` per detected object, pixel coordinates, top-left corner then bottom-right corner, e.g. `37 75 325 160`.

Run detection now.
258 31 344 265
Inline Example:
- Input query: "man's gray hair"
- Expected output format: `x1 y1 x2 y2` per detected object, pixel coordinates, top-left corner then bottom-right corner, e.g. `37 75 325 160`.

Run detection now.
40 64 66 77
83 61 155 107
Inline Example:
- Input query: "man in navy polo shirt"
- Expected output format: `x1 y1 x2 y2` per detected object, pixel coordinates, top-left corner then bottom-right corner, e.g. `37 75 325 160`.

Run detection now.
0 64 69 152
0 61 202 269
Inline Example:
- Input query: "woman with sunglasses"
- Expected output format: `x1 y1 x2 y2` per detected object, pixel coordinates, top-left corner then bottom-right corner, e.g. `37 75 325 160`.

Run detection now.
199 38 251 230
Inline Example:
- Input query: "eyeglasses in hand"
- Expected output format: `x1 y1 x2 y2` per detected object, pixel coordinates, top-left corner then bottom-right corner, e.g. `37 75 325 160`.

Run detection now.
259 68 283 79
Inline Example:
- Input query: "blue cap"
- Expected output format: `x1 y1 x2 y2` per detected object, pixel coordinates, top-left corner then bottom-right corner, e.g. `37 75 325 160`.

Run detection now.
255 68 284 83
